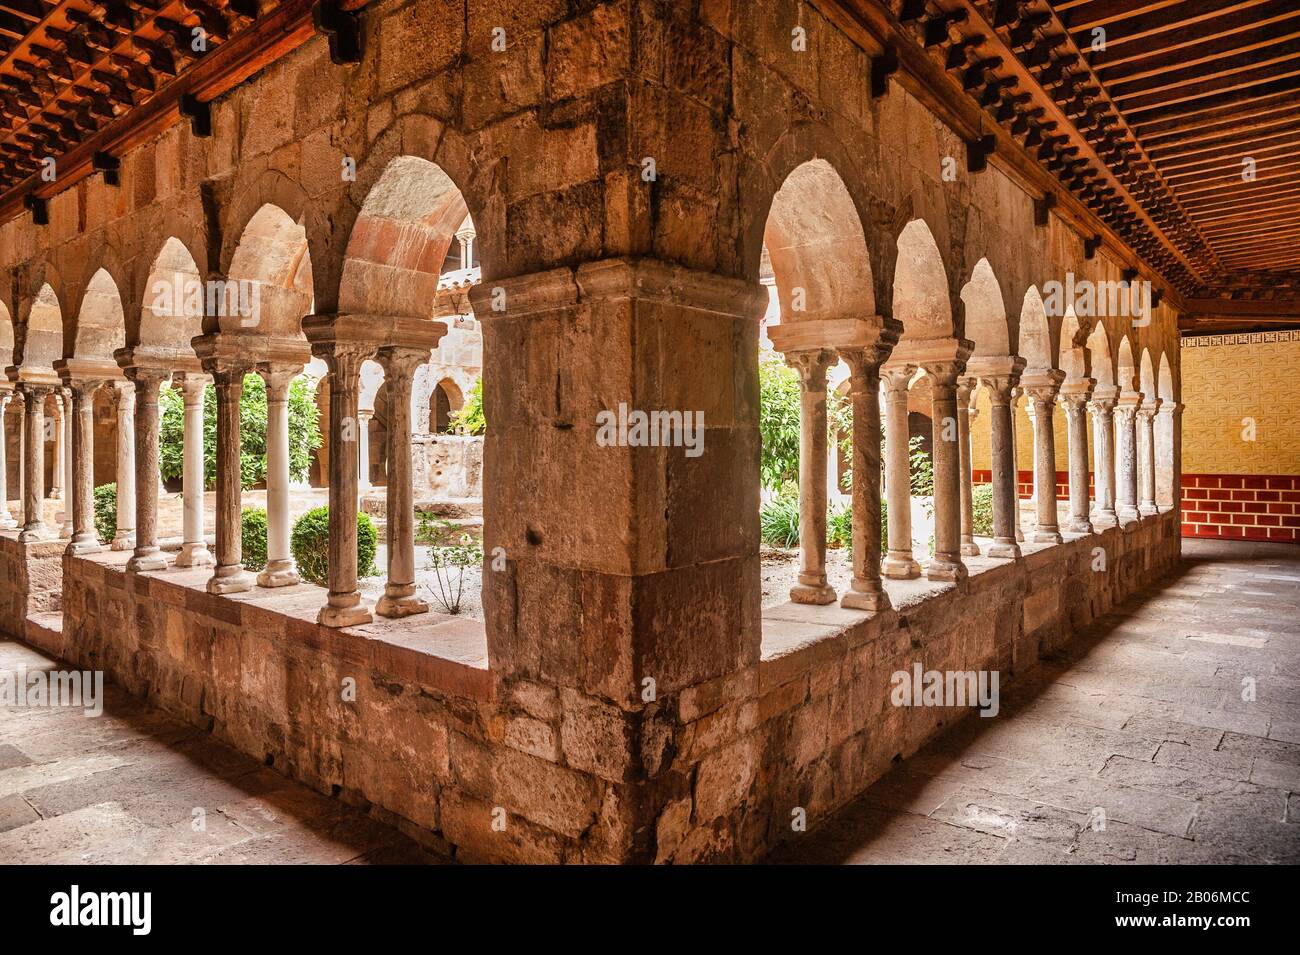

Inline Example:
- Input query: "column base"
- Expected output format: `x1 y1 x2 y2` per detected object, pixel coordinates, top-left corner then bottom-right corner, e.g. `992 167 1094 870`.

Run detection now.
126 549 169 573
841 582 890 612
1092 509 1118 528
960 537 981 557
1067 519 1094 534
207 565 255 594
1138 503 1159 517
882 552 922 579
790 582 837 605
59 524 73 540
926 556 967 582
18 523 50 543
174 542 215 568
319 592 373 628
0 515 15 530
1014 527 1025 542
1117 506 1141 526
66 534 103 556
111 531 136 551
257 560 300 588
987 538 1021 560
376 589 429 618
1031 526 1063 544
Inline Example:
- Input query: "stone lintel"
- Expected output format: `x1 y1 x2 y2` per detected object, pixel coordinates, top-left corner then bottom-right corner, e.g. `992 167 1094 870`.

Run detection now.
1091 384 1120 403
965 354 1026 380
301 313 447 353
5 365 60 387
1020 368 1066 391
114 345 202 377
1059 376 1096 399
1117 389 1145 409
886 336 974 368
54 357 125 386
191 333 312 371
767 316 900 356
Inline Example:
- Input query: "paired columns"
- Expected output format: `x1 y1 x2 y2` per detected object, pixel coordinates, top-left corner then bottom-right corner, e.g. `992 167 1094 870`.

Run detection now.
1088 388 1118 527
67 381 103 554
881 363 921 579
923 360 967 582
1060 380 1095 535
17 383 51 542
375 347 430 618
980 372 1022 560
125 369 169 572
173 374 213 568
838 340 893 611
784 348 836 605
1023 371 1064 545
207 365 256 594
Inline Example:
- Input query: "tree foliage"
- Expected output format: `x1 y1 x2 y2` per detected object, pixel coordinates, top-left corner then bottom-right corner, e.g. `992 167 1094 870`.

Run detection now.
160 375 323 490
449 376 485 436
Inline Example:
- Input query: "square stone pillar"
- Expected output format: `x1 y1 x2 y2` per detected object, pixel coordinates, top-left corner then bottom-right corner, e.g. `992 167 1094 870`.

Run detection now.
469 259 767 751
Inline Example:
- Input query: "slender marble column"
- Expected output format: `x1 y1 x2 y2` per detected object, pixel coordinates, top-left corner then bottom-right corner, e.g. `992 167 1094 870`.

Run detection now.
68 381 102 554
15 392 25 527
375 347 429 617
0 392 15 530
207 367 254 593
59 389 73 537
1010 388 1026 542
785 349 836 604
18 383 51 542
1025 380 1064 544
956 376 979 557
257 365 301 587
1088 393 1118 526
1062 390 1094 534
839 343 891 612
174 375 213 568
126 370 168 572
1114 392 1143 525
319 345 374 627
923 361 967 582
111 381 136 551
881 363 920 579
982 375 1020 559
50 393 65 502
357 409 374 495
1138 398 1161 515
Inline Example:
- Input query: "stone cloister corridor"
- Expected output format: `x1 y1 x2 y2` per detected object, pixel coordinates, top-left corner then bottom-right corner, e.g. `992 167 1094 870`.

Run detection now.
0 0 1296 885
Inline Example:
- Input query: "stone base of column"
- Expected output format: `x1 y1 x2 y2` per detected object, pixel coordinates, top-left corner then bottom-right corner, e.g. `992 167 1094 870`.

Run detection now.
960 537 980 557
111 530 135 551
1067 519 1094 534
19 523 50 544
0 512 15 530
319 591 372 628
1117 506 1141 526
1092 508 1117 528
376 583 428 618
840 581 889 612
1138 503 1159 517
126 548 168 572
1031 525 1063 544
987 538 1021 560
174 542 215 568
790 579 836 605
257 559 301 588
882 552 921 579
66 533 103 556
207 564 254 594
926 556 967 582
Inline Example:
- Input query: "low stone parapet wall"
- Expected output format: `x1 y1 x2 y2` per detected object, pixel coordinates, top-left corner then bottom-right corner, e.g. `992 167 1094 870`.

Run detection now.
0 531 66 654
46 513 1179 863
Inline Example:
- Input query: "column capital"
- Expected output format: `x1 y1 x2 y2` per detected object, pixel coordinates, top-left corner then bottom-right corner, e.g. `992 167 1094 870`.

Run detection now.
1060 392 1090 416
375 345 430 382
981 374 1017 404
67 378 104 402
1156 400 1183 418
257 362 303 396
1024 383 1060 406
17 381 54 400
881 361 917 392
782 347 835 386
1138 397 1162 419
920 360 965 387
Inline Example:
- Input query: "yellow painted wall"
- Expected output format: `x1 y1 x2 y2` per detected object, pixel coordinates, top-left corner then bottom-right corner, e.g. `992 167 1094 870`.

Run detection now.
1181 331 1300 475
969 387 1072 472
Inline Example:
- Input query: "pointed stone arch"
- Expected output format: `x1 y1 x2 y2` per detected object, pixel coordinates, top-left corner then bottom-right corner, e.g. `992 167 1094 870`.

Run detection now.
71 268 127 362
137 236 209 350
223 204 314 339
893 218 954 342
1017 286 1053 373
960 257 1010 357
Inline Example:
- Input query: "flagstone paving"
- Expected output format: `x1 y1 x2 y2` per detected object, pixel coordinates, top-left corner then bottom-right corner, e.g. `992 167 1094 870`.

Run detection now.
769 538 1300 864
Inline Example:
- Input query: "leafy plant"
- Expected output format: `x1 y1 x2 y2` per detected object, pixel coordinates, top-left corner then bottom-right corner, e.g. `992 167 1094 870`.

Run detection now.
759 490 801 548
827 504 853 550
449 377 486 436
290 505 379 587
759 356 851 493
241 507 268 572
972 482 995 537
93 483 116 544
160 375 322 490
421 516 483 614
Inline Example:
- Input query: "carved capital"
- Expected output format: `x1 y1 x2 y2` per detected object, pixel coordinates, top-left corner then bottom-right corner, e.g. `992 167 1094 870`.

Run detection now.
980 374 1017 405
783 348 835 389
920 360 963 388
880 362 916 394
376 345 429 387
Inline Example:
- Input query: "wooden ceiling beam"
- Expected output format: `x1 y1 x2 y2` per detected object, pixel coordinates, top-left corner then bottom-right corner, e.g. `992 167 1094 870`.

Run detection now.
1087 0 1300 70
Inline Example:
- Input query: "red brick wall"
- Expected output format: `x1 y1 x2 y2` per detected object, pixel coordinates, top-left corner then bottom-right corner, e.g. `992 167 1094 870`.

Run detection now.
1182 474 1300 543
972 469 1091 500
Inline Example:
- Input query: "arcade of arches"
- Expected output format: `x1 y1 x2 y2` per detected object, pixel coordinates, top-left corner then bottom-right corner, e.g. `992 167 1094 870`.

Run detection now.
0 0 1295 865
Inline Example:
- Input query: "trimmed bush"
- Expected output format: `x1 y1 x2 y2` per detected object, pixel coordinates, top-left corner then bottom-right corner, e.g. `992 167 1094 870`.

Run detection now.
290 506 379 587
94 483 116 544
972 482 995 537
241 507 268 572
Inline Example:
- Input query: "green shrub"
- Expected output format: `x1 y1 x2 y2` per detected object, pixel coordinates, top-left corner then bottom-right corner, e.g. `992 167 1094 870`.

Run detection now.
972 482 995 537
290 505 379 587
93 483 116 544
241 507 268 572
759 492 801 548
160 375 322 490
449 377 486 436
827 505 852 550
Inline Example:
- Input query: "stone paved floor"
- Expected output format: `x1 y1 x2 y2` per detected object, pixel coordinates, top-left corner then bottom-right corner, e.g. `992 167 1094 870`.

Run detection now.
770 538 1300 864
0 638 440 864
